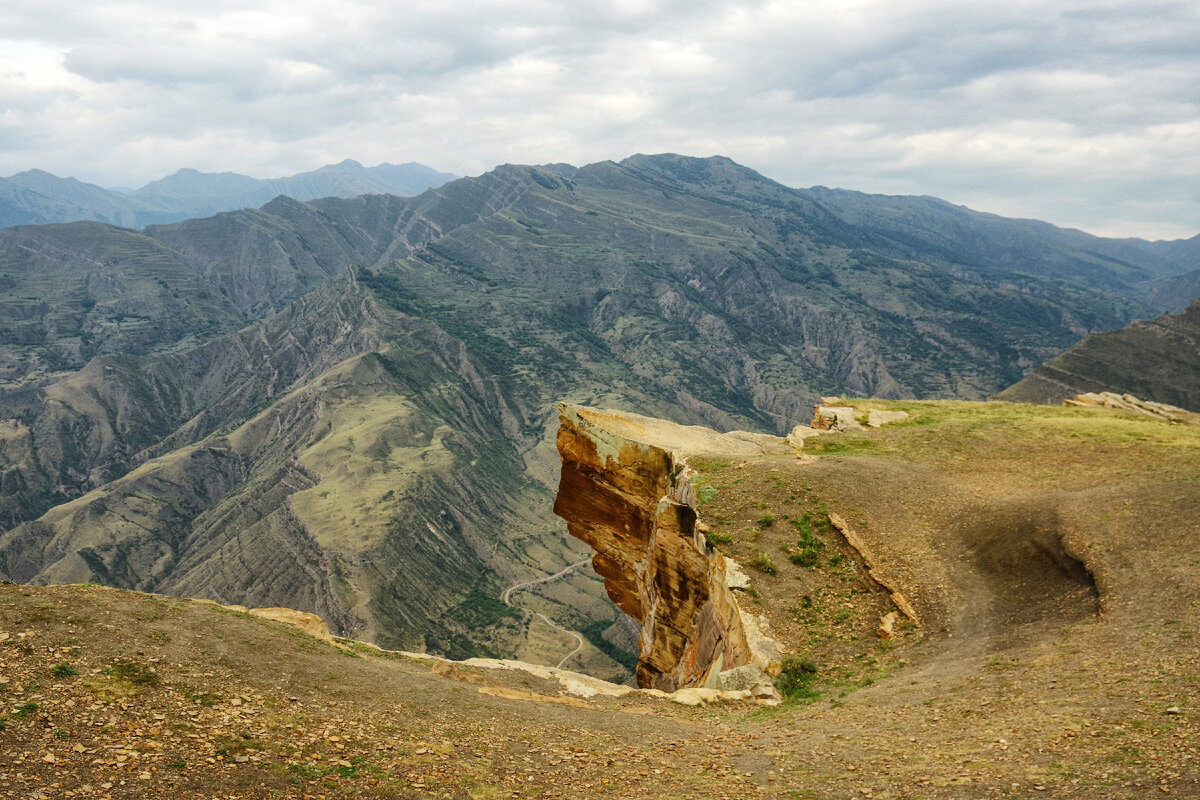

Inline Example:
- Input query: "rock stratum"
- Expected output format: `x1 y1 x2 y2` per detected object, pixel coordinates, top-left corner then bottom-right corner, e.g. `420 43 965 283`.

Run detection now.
997 297 1200 411
555 403 792 692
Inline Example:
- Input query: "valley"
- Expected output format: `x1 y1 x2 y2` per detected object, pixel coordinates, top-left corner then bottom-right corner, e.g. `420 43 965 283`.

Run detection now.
1 153 1197 675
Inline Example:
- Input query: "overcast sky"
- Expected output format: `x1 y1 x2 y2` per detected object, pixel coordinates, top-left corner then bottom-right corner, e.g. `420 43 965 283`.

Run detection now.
1 0 1198 239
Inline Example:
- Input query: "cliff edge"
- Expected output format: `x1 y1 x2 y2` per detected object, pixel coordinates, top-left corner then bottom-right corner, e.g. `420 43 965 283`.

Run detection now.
553 404 787 693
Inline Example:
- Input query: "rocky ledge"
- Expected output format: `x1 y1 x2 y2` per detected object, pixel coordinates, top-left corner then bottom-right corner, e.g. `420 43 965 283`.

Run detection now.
1064 391 1200 426
553 404 787 696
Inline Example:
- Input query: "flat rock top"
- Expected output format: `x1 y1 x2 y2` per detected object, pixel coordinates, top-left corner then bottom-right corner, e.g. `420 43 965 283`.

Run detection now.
564 404 792 458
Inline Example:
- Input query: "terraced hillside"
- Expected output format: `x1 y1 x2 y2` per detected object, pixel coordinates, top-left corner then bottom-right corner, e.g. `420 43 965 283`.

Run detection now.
997 297 1200 410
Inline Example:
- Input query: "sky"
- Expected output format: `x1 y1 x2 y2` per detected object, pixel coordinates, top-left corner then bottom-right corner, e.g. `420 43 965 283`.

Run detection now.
1 0 1198 240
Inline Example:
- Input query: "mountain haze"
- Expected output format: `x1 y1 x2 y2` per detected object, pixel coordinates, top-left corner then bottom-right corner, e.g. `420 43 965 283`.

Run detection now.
0 160 456 229
1 153 1197 666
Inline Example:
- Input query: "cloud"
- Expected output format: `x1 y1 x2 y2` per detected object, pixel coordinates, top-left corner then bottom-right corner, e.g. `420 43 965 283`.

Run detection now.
0 0 1197 238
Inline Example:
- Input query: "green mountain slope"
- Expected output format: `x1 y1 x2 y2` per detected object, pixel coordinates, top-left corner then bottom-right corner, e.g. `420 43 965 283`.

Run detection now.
1 153 1197 667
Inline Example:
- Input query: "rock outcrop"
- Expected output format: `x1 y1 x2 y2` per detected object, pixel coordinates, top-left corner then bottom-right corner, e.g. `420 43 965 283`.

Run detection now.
810 405 909 431
553 404 786 692
1063 391 1200 426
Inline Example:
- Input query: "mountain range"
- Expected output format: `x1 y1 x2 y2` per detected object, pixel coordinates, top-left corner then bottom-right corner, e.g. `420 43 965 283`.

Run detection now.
0 160 457 229
0 153 1197 669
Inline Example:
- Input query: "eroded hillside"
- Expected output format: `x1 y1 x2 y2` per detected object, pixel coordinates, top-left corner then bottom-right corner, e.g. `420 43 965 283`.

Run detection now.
998 297 1200 411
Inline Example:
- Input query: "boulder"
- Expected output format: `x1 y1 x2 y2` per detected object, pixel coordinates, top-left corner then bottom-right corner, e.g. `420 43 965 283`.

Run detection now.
867 409 910 428
811 405 865 431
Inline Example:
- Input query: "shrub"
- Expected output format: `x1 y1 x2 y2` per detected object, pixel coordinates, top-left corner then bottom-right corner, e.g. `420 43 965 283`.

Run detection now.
50 662 79 678
704 531 733 548
789 548 821 567
775 656 819 703
755 514 775 529
750 551 777 576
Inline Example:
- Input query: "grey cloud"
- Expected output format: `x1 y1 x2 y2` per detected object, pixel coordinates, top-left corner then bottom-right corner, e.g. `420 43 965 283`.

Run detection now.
0 0 1197 238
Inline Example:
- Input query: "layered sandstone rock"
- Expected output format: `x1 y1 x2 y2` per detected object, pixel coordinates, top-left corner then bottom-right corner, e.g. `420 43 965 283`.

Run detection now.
553 404 786 692
1064 391 1200 426
810 405 909 431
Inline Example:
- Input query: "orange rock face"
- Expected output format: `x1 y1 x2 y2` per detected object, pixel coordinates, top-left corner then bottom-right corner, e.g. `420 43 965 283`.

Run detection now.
553 404 756 691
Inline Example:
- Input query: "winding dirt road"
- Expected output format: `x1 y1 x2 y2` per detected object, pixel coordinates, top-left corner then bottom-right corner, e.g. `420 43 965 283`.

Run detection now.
500 559 590 605
501 558 591 668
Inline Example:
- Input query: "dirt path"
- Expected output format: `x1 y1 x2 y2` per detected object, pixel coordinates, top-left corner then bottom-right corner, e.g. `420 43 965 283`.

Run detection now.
533 611 586 668
501 558 591 667
500 559 590 605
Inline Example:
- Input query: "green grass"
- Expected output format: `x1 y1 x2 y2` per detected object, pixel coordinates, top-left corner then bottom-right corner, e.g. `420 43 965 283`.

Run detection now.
788 513 827 567
750 551 777 576
775 656 820 704
105 657 159 686
11 701 38 718
49 661 79 678
704 531 733 547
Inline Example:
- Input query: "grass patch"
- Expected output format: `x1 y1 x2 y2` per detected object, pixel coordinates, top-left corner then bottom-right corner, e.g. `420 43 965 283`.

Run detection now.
49 661 79 678
11 701 38 718
105 658 159 686
775 656 820 704
788 512 827 567
750 551 777 576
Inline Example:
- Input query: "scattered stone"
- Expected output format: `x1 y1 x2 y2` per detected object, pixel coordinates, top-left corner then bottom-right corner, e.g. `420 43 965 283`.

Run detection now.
877 611 900 640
